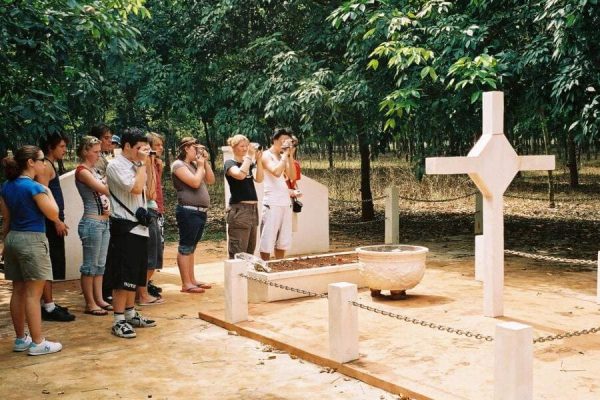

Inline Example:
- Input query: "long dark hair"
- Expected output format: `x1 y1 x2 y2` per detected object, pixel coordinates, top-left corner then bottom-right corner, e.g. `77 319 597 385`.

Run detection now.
1 145 42 180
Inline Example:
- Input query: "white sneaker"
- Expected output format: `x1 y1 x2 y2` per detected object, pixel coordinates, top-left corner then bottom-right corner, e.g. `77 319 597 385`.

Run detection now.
13 333 32 352
112 320 137 338
28 339 62 356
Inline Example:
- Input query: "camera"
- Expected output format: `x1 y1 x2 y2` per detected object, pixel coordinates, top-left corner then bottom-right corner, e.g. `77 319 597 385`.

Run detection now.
253 143 263 151
149 150 157 156
135 207 153 227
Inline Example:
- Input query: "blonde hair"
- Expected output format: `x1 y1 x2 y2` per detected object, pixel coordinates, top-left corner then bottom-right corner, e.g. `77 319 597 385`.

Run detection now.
227 134 248 148
147 132 164 147
77 135 101 160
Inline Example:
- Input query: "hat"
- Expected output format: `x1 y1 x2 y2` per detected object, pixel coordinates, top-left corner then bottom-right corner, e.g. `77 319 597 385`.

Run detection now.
111 135 121 145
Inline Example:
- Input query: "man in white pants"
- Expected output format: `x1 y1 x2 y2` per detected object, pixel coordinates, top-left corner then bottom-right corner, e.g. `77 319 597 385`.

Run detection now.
259 128 297 261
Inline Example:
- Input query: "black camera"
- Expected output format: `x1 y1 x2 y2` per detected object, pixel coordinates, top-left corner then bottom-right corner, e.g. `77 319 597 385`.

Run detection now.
253 143 263 151
149 150 157 156
135 207 153 227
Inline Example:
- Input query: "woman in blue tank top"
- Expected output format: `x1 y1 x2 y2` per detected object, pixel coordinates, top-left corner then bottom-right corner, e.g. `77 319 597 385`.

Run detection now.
0 146 63 355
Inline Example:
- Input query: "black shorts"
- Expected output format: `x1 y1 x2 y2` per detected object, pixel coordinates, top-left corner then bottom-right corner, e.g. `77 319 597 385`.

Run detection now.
147 210 164 270
45 218 66 280
106 218 148 291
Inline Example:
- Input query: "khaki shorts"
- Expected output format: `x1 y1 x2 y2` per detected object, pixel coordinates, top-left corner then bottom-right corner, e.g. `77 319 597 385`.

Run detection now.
3 231 53 281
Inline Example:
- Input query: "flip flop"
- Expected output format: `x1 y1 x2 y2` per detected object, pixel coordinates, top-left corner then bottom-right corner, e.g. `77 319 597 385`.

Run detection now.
138 297 166 306
100 304 113 311
84 309 108 316
181 286 205 294
195 282 212 289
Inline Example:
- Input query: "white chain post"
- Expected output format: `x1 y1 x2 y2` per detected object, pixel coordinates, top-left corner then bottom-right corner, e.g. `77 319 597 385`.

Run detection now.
475 234 484 282
224 259 248 323
597 251 600 305
494 322 533 400
385 185 399 244
328 282 358 363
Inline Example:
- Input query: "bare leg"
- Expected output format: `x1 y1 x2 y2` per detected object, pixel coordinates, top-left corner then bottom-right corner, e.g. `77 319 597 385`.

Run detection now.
260 252 270 261
42 280 53 304
125 290 136 309
177 252 195 289
274 249 285 260
112 289 127 314
93 276 110 308
10 281 26 338
25 280 46 343
137 271 159 303
188 251 197 286
80 275 98 310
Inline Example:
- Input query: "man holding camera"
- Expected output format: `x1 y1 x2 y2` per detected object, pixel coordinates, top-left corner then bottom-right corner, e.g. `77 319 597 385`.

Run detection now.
105 129 156 338
259 128 297 261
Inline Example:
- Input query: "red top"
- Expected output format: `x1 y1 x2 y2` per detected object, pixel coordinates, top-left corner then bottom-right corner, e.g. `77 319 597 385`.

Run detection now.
154 161 165 214
286 160 301 190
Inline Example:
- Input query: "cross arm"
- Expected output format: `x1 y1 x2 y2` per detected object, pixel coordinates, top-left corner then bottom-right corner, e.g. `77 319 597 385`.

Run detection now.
518 155 555 172
426 156 480 175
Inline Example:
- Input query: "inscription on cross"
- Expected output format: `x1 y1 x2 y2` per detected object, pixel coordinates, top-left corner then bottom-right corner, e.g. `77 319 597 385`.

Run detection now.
426 91 555 317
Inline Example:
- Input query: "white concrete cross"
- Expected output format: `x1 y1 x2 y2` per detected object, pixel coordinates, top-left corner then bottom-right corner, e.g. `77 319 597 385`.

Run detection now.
426 91 555 317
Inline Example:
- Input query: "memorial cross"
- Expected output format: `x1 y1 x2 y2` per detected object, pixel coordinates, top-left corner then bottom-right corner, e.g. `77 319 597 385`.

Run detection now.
425 91 555 317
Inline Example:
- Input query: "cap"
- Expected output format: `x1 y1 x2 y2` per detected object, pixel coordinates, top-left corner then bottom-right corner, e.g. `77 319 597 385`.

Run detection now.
111 135 121 145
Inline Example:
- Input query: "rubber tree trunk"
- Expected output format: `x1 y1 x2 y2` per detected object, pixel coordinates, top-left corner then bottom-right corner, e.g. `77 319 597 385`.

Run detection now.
567 129 579 187
327 139 334 169
540 112 555 208
358 132 374 220
201 118 217 171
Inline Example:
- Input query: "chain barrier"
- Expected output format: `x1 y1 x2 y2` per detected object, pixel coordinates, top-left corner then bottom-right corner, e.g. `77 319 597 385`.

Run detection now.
534 327 600 343
504 249 596 266
329 217 386 226
504 193 600 202
329 196 386 205
348 300 494 341
397 191 478 203
239 273 328 298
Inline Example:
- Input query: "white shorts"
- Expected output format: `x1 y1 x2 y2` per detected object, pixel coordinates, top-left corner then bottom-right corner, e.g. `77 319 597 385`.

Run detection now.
259 204 293 254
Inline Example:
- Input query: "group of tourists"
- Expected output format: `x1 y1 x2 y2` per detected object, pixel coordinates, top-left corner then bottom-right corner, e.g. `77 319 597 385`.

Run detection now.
1 125 300 355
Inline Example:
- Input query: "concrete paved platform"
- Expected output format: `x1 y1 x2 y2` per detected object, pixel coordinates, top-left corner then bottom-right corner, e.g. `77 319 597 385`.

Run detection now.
1 244 599 399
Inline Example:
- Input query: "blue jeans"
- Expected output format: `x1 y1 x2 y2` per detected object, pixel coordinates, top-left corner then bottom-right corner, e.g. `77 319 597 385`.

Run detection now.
78 217 110 276
176 205 207 255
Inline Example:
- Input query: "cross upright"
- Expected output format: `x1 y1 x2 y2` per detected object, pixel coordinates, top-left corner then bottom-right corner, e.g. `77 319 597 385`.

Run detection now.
425 91 555 317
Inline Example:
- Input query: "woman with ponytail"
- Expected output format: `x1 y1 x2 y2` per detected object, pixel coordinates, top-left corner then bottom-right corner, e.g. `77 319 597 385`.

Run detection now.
0 146 63 355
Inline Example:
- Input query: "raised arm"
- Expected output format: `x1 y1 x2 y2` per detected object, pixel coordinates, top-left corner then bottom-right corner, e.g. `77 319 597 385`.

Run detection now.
76 168 109 196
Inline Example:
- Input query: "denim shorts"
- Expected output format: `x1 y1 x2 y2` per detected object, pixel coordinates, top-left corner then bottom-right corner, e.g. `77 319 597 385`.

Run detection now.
3 231 53 281
176 205 207 255
78 217 110 276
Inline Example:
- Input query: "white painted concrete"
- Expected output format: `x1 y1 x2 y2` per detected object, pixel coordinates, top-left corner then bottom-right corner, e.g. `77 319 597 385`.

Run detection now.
247 253 364 303
425 91 555 317
328 282 359 363
494 322 533 400
597 251 600 305
221 146 329 257
384 186 399 244
224 259 248 323
60 170 84 280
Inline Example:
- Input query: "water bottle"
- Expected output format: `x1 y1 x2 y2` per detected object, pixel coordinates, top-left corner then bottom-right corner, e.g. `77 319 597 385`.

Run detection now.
234 252 272 273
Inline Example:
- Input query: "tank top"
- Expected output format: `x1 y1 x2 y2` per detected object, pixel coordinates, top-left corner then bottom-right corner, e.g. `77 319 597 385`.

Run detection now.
263 150 292 207
75 165 110 217
45 158 65 221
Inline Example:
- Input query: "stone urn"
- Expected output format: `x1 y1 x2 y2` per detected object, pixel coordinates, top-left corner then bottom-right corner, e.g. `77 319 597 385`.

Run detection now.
356 244 428 299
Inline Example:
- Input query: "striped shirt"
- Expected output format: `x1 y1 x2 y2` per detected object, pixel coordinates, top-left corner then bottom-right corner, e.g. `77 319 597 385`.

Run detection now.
106 154 145 222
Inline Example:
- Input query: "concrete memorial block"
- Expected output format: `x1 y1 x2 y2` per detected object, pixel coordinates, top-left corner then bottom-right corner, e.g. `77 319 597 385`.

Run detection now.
426 91 555 317
224 259 248 324
597 251 600 305
328 282 358 363
60 170 84 280
494 322 533 400
221 146 329 257
384 186 399 244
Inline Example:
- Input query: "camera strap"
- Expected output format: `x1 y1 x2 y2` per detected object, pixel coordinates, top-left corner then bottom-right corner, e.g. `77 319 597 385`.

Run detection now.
109 189 145 220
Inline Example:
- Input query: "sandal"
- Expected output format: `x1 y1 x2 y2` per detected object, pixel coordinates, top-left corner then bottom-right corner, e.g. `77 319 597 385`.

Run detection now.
100 304 114 311
138 297 165 306
84 309 108 316
194 282 212 289
180 286 205 294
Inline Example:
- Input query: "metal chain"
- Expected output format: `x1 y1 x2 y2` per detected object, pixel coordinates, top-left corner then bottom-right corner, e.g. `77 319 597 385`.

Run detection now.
329 196 387 205
397 191 478 203
504 250 596 266
349 300 494 341
504 193 600 202
534 327 600 343
329 217 386 226
239 273 328 298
